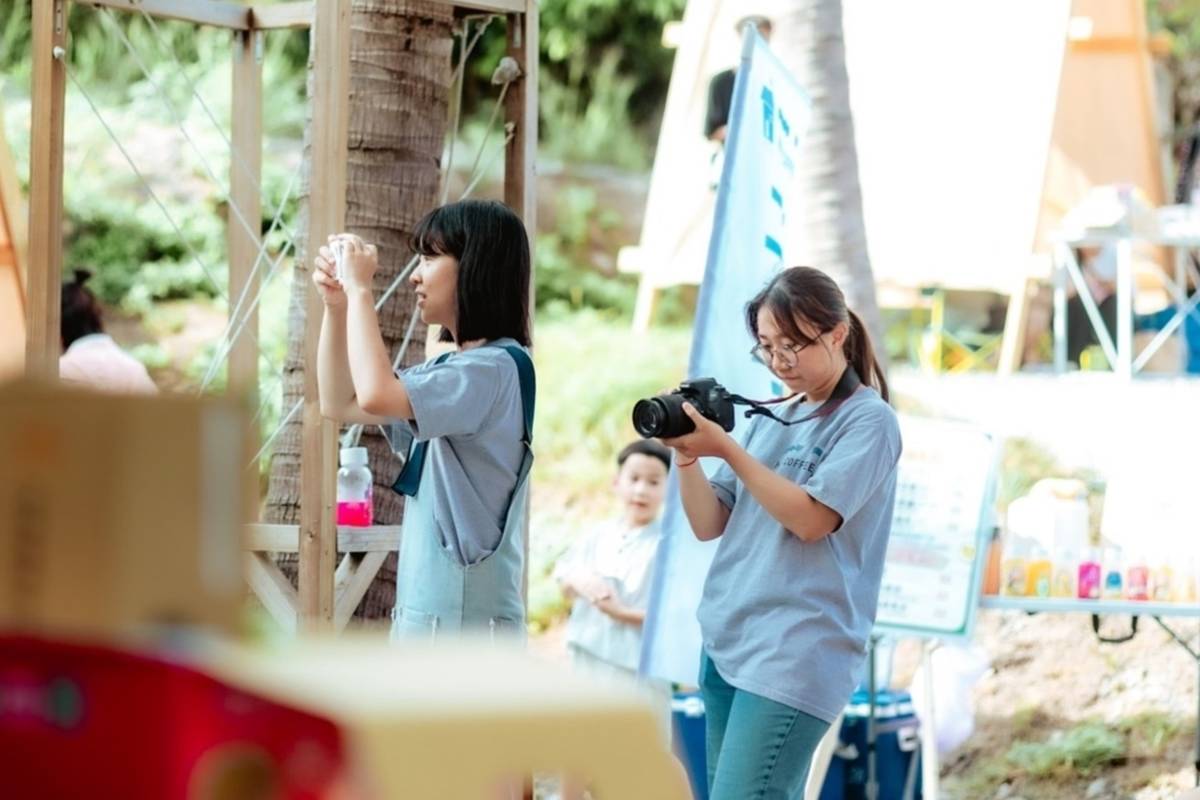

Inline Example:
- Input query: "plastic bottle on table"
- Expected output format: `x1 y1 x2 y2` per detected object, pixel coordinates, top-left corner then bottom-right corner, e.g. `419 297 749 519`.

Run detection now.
1125 550 1149 602
1051 548 1076 598
1102 546 1124 600
336 446 374 527
1002 538 1029 597
1077 546 1102 600
1027 546 1053 598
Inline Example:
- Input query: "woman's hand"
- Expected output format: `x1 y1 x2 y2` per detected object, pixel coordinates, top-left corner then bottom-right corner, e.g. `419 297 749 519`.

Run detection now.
333 233 379 294
659 403 734 462
313 240 346 308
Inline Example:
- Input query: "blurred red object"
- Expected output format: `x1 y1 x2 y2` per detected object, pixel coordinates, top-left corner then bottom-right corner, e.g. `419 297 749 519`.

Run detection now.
0 635 348 799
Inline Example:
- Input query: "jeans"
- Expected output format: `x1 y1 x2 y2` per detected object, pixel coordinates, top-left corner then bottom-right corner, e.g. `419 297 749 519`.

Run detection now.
700 651 831 800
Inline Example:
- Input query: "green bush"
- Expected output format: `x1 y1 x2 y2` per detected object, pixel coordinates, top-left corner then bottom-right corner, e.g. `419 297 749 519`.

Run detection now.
539 48 652 171
531 310 691 504
535 184 638 316
1006 723 1126 778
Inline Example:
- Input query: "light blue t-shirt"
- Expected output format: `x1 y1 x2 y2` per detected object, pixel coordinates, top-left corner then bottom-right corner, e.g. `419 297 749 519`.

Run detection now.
697 387 901 723
393 338 527 566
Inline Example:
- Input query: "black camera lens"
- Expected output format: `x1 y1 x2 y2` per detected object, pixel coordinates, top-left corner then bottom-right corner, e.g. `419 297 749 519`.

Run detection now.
632 395 695 439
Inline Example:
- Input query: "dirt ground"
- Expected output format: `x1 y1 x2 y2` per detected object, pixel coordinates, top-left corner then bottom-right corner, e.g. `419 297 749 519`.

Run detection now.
918 609 1197 799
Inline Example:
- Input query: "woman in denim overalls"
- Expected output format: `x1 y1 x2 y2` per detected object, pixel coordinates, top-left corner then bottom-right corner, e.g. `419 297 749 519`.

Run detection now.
312 200 533 639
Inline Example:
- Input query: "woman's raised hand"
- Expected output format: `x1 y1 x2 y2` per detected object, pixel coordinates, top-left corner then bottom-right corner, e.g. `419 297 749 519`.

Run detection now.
313 237 346 308
336 233 379 293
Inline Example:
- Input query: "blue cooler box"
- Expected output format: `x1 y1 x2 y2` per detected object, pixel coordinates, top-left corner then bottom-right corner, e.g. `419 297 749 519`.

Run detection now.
819 689 922 800
671 692 708 800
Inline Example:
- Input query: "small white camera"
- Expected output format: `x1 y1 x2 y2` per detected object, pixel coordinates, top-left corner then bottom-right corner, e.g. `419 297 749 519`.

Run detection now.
332 239 346 283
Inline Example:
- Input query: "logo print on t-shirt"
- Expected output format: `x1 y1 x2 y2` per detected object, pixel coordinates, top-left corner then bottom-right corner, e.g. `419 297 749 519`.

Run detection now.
780 444 824 476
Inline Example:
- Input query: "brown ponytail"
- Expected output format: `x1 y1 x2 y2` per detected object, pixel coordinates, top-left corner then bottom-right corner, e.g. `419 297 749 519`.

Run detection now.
846 308 888 403
746 266 889 403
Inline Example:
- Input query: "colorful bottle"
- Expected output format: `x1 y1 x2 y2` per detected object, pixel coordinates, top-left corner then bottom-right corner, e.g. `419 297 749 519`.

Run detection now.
1002 545 1028 597
1173 557 1198 604
983 528 1003 596
1125 551 1149 601
336 446 374 527
1149 550 1174 602
1102 547 1124 600
1027 546 1053 598
1051 549 1075 598
1077 547 1102 600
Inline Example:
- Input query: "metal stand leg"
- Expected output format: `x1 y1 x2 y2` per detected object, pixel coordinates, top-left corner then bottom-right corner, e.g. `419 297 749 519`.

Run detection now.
1053 246 1068 373
867 635 879 800
920 640 940 800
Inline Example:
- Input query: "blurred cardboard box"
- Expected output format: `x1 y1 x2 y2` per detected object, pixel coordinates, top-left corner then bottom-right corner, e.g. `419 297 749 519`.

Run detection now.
0 380 251 637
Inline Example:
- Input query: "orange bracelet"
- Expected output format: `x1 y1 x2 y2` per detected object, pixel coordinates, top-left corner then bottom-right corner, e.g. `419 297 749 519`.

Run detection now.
676 456 699 468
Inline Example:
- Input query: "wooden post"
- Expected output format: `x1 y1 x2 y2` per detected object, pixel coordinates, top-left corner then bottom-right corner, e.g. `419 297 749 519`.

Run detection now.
299 0 351 630
505 1 537 604
504 3 537 242
997 269 1035 376
229 30 264 407
26 0 68 379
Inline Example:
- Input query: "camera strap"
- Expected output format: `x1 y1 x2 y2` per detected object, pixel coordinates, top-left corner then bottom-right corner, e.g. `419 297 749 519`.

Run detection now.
733 366 861 427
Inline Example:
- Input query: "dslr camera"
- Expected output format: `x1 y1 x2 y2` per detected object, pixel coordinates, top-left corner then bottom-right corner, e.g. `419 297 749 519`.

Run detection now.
632 378 736 439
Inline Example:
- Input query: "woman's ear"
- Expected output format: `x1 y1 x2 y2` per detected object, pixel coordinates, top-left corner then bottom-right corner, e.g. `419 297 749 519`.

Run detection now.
831 320 850 350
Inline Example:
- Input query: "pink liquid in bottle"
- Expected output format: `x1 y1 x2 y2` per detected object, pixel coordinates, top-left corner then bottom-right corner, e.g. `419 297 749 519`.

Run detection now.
336 500 373 526
1078 560 1101 599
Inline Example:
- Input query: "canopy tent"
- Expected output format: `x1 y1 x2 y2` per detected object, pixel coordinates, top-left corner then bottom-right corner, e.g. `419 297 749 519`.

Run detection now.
622 0 1168 341
0 96 26 378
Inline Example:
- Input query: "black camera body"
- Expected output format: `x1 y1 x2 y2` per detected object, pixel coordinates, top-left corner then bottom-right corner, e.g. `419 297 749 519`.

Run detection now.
632 378 737 439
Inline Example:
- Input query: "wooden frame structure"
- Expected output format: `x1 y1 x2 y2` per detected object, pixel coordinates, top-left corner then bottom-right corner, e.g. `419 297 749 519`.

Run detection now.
28 0 538 632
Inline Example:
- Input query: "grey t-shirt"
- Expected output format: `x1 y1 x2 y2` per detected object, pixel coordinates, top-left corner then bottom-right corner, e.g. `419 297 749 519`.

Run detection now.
698 387 901 723
393 338 527 566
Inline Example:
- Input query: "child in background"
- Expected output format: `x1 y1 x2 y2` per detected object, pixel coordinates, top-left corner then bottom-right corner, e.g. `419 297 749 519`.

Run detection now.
59 269 158 395
555 439 671 679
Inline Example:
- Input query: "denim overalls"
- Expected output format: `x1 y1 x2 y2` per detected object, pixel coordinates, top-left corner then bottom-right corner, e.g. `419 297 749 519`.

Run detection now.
390 344 534 641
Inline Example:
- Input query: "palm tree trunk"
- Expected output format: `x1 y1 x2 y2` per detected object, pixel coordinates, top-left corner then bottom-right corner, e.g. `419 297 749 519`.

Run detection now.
775 0 885 352
266 0 454 621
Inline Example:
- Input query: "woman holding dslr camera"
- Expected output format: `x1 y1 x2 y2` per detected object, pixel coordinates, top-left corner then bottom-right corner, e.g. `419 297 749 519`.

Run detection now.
660 266 901 799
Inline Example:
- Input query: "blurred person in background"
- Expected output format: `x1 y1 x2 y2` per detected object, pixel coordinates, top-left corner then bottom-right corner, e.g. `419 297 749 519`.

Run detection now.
59 269 158 395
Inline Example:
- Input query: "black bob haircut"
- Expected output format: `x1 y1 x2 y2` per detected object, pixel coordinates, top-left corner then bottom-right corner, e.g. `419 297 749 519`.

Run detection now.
61 268 104 349
617 439 672 471
410 199 532 347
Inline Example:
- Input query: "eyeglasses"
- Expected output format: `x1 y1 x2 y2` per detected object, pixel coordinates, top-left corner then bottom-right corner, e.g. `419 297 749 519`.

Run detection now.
749 339 816 368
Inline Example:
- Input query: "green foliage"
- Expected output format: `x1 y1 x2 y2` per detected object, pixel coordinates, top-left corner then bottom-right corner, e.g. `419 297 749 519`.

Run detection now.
1117 712 1186 759
2 2 307 120
531 311 691 503
996 438 1063 512
535 0 683 128
1148 0 1200 175
64 179 224 314
465 0 684 168
127 342 171 371
0 1 31 83
526 529 573 633
1009 705 1044 737
538 48 653 170
535 184 637 315
1006 723 1126 778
